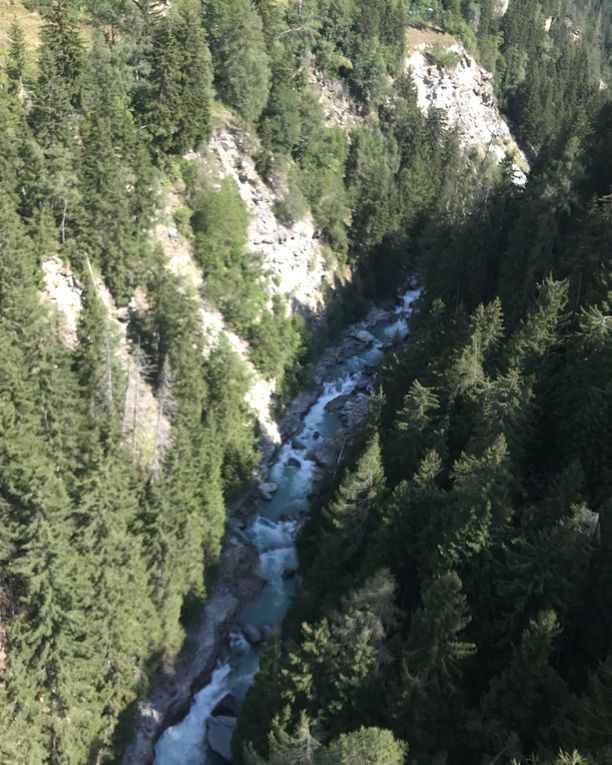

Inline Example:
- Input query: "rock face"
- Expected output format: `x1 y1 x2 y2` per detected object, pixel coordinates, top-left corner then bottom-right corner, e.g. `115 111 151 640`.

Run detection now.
212 694 238 718
207 123 333 313
207 715 237 762
406 33 528 185
40 257 83 349
307 69 362 129
493 0 509 16
40 258 171 474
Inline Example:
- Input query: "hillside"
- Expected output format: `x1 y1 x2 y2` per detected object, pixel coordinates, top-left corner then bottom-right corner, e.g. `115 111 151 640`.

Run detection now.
0 1 611 765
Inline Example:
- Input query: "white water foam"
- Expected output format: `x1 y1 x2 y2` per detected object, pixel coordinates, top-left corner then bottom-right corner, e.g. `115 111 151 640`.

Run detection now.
153 287 421 765
154 665 232 764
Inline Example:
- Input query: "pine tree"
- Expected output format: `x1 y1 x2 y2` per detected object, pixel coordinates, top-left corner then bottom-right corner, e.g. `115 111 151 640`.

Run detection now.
439 435 513 568
493 504 594 642
403 571 475 693
387 379 441 484
29 42 81 241
309 434 385 594
5 22 27 94
394 571 475 760
74 265 123 440
285 572 397 732
245 713 321 765
481 610 568 754
79 35 155 301
567 659 612 760
40 0 83 101
72 450 159 750
204 0 271 123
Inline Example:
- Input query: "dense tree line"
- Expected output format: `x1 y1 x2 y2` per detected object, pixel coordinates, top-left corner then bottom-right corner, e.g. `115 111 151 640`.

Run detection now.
0 0 610 762
236 35 612 765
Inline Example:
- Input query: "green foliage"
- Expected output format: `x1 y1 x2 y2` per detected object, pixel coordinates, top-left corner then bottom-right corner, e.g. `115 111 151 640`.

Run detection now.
322 727 407 765
146 0 213 155
2 1 612 763
191 178 267 333
204 0 271 123
425 43 461 67
6 22 27 92
239 33 612 765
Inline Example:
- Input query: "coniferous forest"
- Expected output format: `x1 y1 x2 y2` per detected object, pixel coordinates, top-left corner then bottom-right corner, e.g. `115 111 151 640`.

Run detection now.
0 0 611 763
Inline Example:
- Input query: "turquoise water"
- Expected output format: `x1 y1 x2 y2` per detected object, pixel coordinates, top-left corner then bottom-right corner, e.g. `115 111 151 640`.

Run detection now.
153 289 420 765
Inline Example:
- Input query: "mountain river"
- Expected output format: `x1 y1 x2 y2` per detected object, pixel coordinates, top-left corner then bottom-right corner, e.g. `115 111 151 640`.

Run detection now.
153 288 420 765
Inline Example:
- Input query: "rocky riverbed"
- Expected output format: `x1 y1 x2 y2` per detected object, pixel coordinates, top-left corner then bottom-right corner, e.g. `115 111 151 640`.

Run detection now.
121 287 419 765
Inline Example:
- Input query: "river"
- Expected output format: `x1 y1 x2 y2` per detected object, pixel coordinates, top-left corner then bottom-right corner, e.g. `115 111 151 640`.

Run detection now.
153 288 420 765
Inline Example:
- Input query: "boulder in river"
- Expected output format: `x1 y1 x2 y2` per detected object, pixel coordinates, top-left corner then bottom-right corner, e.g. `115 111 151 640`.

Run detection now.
282 567 297 580
259 482 278 500
243 624 263 644
291 439 306 450
212 694 238 718
207 715 237 762
325 394 350 415
312 431 320 440
306 450 328 469
351 328 376 345
287 457 301 468
279 413 303 439
339 393 369 429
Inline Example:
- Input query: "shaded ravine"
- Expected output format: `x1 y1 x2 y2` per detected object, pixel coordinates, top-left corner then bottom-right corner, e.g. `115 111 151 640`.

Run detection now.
151 288 420 765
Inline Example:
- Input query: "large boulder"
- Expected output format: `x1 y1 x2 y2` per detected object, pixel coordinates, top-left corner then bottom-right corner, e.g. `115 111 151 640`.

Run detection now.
350 328 376 345
212 694 238 718
207 715 237 761
306 450 328 469
339 393 369 429
243 624 263 644
287 457 301 468
324 394 350 415
259 482 278 500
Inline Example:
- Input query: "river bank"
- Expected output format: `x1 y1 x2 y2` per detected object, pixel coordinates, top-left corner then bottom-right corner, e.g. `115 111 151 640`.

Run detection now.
121 287 419 765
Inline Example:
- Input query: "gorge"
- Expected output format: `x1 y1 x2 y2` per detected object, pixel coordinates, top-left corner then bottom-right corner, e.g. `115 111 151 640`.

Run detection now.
1 1 611 764
125 288 420 765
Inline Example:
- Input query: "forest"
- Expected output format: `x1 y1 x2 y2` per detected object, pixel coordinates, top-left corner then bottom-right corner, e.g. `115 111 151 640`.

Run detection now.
0 0 610 763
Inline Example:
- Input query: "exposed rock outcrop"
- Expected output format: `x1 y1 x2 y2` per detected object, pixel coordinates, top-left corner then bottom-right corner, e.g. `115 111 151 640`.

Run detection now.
406 31 528 185
40 257 171 473
154 181 283 449
307 68 363 129
206 122 332 313
207 715 237 762
40 257 83 349
493 0 509 16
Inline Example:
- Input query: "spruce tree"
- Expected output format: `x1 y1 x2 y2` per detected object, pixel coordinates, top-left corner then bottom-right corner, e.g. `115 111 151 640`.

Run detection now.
5 22 27 94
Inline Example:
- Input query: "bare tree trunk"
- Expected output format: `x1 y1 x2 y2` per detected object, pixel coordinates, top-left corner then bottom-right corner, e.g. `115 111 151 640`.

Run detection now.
150 355 175 482
132 365 140 460
60 199 68 245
